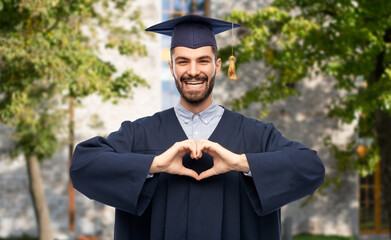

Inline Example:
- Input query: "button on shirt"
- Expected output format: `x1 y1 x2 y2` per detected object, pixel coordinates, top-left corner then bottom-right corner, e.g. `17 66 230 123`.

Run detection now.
174 100 224 142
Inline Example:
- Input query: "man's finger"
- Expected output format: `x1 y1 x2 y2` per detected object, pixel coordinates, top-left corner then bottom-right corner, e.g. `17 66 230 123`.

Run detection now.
196 139 212 157
189 139 198 159
177 140 197 158
179 167 199 180
196 140 203 158
197 168 216 181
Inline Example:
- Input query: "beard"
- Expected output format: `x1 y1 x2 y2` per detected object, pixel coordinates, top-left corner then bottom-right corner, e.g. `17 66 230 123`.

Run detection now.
174 72 215 105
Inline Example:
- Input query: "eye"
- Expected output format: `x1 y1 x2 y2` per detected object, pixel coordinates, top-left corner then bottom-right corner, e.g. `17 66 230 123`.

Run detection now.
177 61 188 65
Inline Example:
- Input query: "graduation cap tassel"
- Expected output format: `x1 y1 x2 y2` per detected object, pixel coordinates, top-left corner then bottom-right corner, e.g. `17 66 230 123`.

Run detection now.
228 56 237 80
228 22 237 80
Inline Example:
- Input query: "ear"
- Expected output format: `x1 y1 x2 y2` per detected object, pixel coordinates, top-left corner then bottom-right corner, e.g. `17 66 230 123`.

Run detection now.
215 58 222 76
168 60 175 78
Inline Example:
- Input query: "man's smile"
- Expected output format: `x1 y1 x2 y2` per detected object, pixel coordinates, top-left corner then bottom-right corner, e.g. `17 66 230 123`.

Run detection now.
183 80 206 90
184 80 204 86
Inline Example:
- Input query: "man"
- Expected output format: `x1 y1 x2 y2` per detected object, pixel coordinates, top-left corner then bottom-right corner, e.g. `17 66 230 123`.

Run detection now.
70 15 325 240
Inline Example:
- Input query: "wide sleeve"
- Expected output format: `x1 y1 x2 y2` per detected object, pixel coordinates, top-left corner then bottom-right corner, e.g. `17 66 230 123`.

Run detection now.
243 122 325 216
69 121 159 216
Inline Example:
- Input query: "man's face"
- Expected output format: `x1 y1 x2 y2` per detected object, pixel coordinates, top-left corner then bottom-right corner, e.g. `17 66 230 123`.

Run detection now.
169 46 221 105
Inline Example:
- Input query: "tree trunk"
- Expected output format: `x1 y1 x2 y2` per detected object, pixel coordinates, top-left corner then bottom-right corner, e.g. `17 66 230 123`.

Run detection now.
374 110 391 234
26 155 53 240
69 97 75 232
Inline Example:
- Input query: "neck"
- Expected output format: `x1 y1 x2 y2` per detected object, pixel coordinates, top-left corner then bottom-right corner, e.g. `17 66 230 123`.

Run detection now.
180 96 213 115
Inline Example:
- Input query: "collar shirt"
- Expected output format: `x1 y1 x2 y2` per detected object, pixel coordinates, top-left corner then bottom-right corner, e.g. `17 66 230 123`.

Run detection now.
174 100 224 142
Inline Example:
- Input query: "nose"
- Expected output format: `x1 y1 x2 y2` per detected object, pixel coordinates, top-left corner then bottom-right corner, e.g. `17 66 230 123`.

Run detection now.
188 61 199 76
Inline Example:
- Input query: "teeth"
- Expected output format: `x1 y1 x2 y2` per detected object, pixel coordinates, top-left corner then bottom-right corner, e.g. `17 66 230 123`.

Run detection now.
186 81 203 85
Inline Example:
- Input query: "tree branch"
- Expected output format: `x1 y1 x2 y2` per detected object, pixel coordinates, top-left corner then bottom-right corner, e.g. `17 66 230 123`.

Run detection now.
45 17 60 33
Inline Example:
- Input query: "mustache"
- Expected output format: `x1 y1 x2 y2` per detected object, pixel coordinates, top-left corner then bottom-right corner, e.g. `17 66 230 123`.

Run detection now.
180 74 208 82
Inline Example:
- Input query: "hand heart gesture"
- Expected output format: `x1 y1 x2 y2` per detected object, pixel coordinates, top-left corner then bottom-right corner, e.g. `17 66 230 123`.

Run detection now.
149 139 200 179
149 139 249 181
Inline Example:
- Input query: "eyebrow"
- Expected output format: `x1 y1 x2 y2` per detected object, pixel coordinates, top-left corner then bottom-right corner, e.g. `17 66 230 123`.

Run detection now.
199 56 213 61
175 55 213 62
175 57 190 62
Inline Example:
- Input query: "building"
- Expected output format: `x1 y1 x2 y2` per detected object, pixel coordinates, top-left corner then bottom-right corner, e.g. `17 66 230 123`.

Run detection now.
0 0 389 239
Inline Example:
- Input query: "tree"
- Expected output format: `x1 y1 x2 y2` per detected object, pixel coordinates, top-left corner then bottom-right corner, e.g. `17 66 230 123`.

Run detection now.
219 0 391 233
0 0 148 239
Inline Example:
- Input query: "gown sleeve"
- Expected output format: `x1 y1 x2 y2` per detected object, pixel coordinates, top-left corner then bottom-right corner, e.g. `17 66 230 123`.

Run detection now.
243 122 325 216
70 121 159 216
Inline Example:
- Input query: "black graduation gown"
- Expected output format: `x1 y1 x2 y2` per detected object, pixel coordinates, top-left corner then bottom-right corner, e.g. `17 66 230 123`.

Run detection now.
70 108 325 240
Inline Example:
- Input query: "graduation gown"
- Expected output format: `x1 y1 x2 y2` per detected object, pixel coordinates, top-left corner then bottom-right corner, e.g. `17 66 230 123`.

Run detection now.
70 108 325 240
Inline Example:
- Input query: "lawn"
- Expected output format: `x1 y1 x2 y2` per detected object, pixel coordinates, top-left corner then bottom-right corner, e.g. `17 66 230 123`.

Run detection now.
293 234 357 240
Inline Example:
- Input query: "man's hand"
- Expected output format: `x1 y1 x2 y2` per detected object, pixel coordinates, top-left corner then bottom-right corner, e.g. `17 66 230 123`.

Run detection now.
149 139 250 181
196 139 250 180
149 139 200 179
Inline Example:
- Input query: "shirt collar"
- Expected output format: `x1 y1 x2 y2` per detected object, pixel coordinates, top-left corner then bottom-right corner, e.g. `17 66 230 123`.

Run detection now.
174 100 221 125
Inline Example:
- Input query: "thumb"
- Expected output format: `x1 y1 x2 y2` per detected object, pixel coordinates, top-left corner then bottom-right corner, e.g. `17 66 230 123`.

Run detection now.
197 168 216 181
180 167 199 180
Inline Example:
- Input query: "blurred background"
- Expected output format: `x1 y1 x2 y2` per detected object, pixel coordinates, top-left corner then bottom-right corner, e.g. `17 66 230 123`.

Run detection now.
0 0 390 239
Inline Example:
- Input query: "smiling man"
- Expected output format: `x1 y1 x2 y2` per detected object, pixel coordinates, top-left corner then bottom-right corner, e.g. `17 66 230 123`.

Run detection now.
70 15 325 240
172 46 216 105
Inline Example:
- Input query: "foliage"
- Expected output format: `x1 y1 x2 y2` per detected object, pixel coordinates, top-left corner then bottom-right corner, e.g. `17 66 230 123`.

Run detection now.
0 0 149 160
220 0 391 176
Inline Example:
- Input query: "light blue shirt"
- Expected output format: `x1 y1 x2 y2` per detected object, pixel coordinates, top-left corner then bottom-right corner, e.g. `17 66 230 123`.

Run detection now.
174 100 224 142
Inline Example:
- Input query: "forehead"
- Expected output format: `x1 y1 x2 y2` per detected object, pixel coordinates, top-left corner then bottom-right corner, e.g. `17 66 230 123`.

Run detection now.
172 46 214 59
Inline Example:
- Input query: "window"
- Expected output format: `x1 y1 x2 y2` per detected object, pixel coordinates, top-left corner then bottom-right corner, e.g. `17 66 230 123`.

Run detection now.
359 163 389 234
161 0 209 109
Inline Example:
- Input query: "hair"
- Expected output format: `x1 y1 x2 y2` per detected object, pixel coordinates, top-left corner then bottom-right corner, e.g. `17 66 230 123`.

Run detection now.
170 46 218 63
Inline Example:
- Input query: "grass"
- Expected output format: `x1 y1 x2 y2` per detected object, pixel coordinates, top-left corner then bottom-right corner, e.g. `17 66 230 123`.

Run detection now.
293 234 358 240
